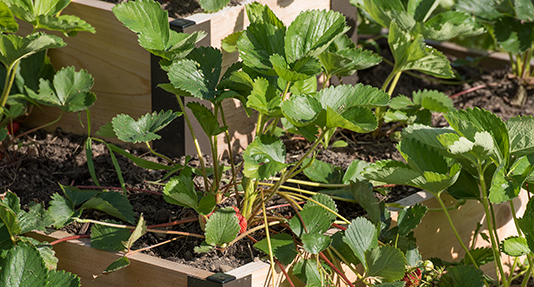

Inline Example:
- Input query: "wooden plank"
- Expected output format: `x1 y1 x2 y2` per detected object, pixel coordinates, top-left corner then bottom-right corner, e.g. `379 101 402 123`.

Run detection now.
28 230 214 287
390 190 529 279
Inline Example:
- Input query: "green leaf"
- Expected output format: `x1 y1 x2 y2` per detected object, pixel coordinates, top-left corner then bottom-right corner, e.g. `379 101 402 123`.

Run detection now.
0 33 65 70
343 160 371 183
399 137 449 175
243 135 288 179
163 175 198 210
247 77 282 117
111 110 178 143
270 54 322 82
45 270 80 287
280 94 324 128
289 206 333 238
81 192 135 224
26 66 96 112
245 2 285 29
292 259 323 286
303 158 343 184
237 22 285 74
423 11 484 41
331 231 360 265
518 213 534 253
349 181 381 224
285 9 350 63
412 89 454 113
507 116 534 156
0 2 18 33
516 0 534 22
124 214 147 250
363 160 422 187
99 256 130 277
184 46 223 99
366 246 406 281
343 217 378 266
494 17 534 54
438 265 485 287
48 193 75 228
318 47 382 77
254 233 297 265
0 243 47 287
112 0 205 60
445 108 509 163
401 124 454 154
489 155 534 204
198 0 231 13
304 193 338 222
397 204 428 236
455 0 502 20
167 58 220 100
205 207 240 247
36 14 95 35
389 21 454 78
90 220 130 251
302 233 332 254
407 0 440 22
361 0 415 30
290 76 317 96
18 203 53 234
186 102 226 136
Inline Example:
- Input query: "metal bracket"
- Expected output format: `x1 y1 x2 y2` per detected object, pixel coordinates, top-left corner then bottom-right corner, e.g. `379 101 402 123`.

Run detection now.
150 19 196 157
188 273 252 287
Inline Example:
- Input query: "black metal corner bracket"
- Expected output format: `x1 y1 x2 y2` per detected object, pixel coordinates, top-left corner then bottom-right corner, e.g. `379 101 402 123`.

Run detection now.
150 18 196 157
188 273 252 287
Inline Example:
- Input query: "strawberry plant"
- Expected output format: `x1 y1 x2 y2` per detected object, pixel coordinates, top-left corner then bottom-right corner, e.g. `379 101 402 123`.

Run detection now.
0 0 97 161
363 108 534 286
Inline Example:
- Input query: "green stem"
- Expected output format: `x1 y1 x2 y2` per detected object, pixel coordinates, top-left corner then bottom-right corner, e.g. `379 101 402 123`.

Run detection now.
477 163 506 286
0 61 20 108
387 71 402 96
255 112 264 136
219 105 239 204
176 96 210 192
434 193 480 270
280 191 351 224
145 142 174 165
260 188 276 287
269 177 349 188
258 182 357 203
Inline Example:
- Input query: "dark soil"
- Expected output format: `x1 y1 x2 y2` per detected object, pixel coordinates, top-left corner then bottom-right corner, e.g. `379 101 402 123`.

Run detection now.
2 37 534 275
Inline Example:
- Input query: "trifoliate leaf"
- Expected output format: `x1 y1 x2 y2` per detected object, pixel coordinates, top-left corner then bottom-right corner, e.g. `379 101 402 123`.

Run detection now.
237 22 285 74
186 102 226 136
163 175 198 210
247 77 282 117
270 54 322 82
302 158 343 184
0 33 65 68
26 66 96 112
111 110 179 143
349 181 381 224
292 259 323 286
36 14 95 35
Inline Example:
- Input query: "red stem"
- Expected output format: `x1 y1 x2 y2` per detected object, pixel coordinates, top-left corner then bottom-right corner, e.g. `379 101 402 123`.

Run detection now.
332 223 347 231
319 252 355 287
76 185 162 196
49 234 90 246
147 217 197 229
